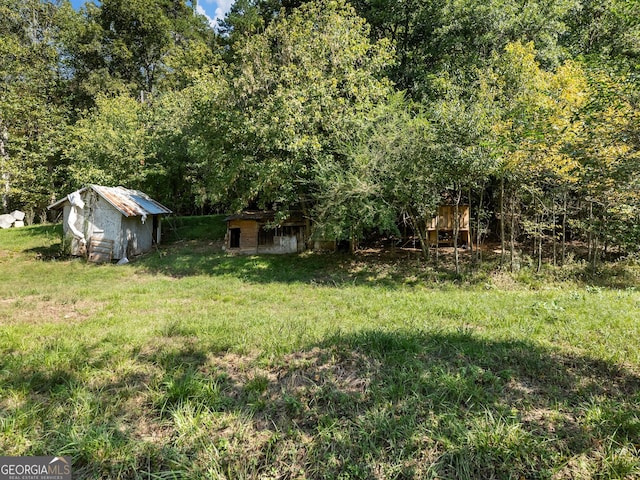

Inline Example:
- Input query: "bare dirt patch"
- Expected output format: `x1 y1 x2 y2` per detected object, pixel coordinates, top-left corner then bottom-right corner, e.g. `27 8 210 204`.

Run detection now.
0 296 102 324
205 347 378 402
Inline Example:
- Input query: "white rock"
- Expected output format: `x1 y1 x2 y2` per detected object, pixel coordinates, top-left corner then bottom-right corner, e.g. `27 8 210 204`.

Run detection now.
0 214 14 229
10 210 25 221
13 220 24 228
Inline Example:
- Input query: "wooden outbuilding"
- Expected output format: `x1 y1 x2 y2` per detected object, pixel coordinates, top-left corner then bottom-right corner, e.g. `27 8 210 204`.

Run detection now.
428 205 472 246
224 211 309 254
48 185 172 261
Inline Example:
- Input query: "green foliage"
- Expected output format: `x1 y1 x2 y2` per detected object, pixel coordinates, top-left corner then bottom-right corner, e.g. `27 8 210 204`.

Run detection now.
430 77 499 189
1 0 638 263
564 0 640 69
56 0 215 105
63 95 151 190
574 67 640 253
145 91 196 211
351 0 579 98
312 94 429 241
0 0 67 216
162 215 228 242
62 81 227 213
193 0 394 218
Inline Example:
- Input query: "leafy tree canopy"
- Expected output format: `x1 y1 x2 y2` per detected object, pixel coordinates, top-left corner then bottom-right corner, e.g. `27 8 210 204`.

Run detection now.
194 0 394 221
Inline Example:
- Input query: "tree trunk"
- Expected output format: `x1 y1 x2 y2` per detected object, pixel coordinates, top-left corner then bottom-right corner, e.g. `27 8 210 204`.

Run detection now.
350 228 357 254
500 176 505 267
477 186 483 265
468 186 474 264
552 197 557 266
532 212 537 259
587 202 595 265
510 192 516 272
421 218 430 261
591 208 599 270
454 201 460 273
409 211 429 260
435 207 440 267
0 123 9 213
537 201 543 273
561 191 567 265
300 195 313 251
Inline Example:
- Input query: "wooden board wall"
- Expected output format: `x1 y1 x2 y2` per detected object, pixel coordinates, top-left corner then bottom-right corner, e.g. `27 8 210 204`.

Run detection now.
227 219 259 253
427 205 471 246
428 205 470 231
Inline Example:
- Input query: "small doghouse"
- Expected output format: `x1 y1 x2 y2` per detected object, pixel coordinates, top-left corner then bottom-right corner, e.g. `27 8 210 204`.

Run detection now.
428 205 472 246
48 185 172 261
224 211 308 254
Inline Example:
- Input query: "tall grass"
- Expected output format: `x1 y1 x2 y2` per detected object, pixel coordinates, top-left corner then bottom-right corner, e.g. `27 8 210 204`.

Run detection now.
0 219 638 478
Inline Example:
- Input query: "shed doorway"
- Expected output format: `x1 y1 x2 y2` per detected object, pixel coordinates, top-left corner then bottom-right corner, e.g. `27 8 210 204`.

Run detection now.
230 228 241 248
152 215 159 244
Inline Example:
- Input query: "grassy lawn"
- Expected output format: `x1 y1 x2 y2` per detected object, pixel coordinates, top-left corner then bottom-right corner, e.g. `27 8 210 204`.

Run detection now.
1 217 639 479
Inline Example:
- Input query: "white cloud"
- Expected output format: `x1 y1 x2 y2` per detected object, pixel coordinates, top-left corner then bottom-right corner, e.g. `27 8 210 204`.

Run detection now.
213 0 234 24
197 0 233 30
196 4 217 29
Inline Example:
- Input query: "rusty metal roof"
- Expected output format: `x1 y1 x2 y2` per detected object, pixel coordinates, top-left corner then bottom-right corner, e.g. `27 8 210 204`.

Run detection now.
225 211 306 225
224 211 276 222
48 185 172 217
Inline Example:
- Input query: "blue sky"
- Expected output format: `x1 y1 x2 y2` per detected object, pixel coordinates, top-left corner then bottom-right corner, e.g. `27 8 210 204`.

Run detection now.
68 0 230 29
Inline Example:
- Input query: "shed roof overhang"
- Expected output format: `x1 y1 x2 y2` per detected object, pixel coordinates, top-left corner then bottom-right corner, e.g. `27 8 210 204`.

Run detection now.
225 211 307 226
48 185 172 218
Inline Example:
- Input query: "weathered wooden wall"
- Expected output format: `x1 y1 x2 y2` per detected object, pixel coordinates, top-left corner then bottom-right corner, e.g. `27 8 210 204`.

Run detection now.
226 219 260 254
427 205 472 246
428 205 470 230
121 215 154 258
226 219 308 254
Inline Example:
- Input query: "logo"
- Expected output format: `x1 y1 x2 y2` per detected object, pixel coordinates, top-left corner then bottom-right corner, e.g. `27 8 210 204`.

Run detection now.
0 456 71 480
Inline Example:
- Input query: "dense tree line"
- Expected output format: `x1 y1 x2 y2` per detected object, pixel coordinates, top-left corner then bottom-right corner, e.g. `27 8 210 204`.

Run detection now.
1 0 638 267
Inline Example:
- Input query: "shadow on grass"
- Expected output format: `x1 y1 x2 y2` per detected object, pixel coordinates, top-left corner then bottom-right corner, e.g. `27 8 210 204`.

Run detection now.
24 243 65 260
2 329 639 479
138 242 640 291
137 242 480 289
0 224 63 257
8 221 637 290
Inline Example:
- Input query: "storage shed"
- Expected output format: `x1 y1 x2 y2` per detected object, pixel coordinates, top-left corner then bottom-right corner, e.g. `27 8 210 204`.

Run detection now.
224 211 309 254
428 205 472 247
48 185 172 261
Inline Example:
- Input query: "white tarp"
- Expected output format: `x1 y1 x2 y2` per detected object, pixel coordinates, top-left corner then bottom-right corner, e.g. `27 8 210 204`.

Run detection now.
10 210 25 221
0 214 14 229
67 191 86 245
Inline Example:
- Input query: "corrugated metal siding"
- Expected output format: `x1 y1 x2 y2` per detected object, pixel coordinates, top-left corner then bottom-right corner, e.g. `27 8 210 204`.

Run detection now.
121 216 153 257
